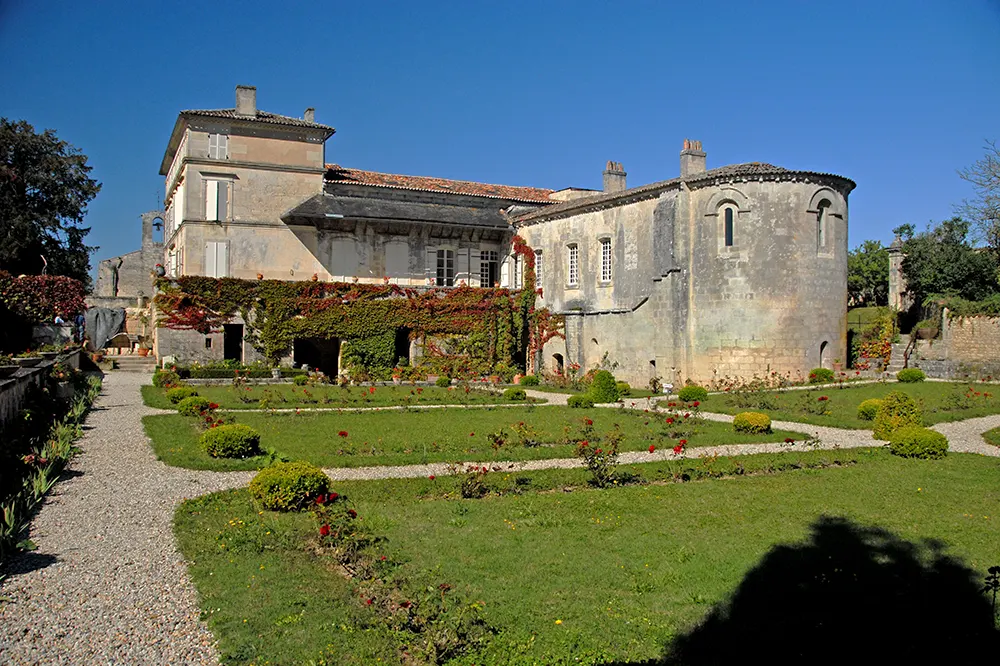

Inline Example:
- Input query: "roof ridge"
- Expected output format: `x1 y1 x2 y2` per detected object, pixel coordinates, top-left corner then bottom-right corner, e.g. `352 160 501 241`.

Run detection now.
327 164 554 192
325 164 555 204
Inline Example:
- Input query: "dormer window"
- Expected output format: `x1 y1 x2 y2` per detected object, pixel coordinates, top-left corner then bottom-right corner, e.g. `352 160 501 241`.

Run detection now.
208 133 228 160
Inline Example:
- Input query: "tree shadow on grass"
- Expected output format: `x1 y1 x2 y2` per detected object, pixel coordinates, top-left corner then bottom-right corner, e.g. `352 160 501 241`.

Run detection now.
645 515 1000 665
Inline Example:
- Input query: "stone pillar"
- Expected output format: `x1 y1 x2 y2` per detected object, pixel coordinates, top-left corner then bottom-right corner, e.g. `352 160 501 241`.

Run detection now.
887 235 908 311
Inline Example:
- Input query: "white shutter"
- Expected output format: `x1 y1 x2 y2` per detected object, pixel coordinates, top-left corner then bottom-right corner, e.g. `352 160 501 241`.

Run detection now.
208 134 219 158
205 180 218 221
500 257 510 288
218 181 229 221
217 242 229 277
456 248 469 285
205 242 217 277
219 134 228 159
425 247 437 284
469 249 481 287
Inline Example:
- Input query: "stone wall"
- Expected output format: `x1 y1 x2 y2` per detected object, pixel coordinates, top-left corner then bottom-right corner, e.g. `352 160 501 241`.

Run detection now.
894 312 1000 378
0 349 82 427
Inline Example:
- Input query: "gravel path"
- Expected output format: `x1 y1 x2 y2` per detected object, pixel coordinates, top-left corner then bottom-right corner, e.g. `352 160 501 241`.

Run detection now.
932 415 1000 456
0 372 253 666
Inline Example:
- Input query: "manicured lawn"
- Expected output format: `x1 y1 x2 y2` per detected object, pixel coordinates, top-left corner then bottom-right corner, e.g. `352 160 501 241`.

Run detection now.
527 384 660 399
984 426 1000 448
143 406 808 471
176 449 1000 664
696 380 1000 429
141 383 540 410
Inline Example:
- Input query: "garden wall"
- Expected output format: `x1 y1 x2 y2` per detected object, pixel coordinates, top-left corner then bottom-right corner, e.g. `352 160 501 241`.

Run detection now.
899 311 1000 378
0 349 82 427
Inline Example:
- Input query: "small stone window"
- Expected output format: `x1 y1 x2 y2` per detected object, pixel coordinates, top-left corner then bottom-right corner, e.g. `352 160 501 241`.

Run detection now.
817 200 831 252
724 207 735 247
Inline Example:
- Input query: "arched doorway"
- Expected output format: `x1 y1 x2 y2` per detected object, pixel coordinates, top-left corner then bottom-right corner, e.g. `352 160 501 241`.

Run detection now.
552 353 564 375
819 340 829 368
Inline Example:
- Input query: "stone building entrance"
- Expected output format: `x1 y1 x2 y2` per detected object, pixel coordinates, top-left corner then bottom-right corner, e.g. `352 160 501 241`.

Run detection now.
294 338 341 377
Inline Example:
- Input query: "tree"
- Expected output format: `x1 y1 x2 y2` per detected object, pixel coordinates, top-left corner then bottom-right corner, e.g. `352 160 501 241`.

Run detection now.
897 217 998 304
957 140 1000 256
0 118 101 288
847 239 889 307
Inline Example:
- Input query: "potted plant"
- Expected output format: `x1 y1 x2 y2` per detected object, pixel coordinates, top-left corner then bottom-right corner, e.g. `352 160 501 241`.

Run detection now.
391 366 402 385
0 354 18 378
832 359 843 372
38 344 61 360
14 350 42 367
915 318 939 340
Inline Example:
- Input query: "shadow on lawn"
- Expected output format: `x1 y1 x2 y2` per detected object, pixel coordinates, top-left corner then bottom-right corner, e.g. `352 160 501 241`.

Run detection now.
619 516 1000 665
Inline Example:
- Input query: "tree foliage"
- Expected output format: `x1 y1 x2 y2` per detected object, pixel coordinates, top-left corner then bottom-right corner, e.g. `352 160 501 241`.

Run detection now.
847 239 888 306
896 218 998 304
957 140 1000 255
0 118 101 287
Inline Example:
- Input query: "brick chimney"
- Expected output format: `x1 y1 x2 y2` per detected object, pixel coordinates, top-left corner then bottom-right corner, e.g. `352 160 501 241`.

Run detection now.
603 161 627 193
679 139 706 177
235 85 257 117
304 107 315 123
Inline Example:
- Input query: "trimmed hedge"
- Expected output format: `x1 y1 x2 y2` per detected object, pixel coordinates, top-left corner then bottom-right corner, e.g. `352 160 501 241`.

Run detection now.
888 426 948 459
896 368 926 383
678 385 708 402
733 412 772 434
503 387 527 401
435 376 452 388
177 396 211 416
588 370 621 403
249 461 330 511
808 368 835 384
166 386 198 404
293 375 309 386
518 375 539 386
615 381 631 396
152 369 180 388
873 391 923 441
568 394 595 409
857 399 883 421
201 424 261 459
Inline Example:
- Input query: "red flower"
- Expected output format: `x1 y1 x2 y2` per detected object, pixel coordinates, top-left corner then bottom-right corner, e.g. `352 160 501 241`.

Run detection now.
666 418 674 424
319 524 331 536
584 418 593 426
339 431 348 437
329 492 339 500
428 475 435 480
684 413 690 418
369 386 376 394
818 396 829 401
316 494 326 504
673 444 684 454
649 445 656 453
679 439 687 445
208 402 219 410
205 416 213 423
784 437 795 443
470 432 475 436
347 509 357 518
692 401 700 407
580 440 589 447
595 448 603 454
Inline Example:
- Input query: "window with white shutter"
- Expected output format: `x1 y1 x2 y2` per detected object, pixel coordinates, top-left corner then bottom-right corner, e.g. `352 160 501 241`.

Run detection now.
208 133 228 160
534 250 542 288
205 241 229 278
205 179 231 222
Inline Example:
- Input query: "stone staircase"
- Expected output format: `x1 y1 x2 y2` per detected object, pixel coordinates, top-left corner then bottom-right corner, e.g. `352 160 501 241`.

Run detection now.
886 335 910 374
106 355 156 373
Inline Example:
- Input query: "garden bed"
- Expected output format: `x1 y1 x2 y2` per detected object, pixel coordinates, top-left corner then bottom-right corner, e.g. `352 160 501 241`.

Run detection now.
175 449 1000 664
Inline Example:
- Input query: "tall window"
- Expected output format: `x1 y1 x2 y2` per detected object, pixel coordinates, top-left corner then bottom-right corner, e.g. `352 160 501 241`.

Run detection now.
567 244 579 286
436 249 455 287
480 250 499 287
724 207 734 247
512 254 523 289
817 200 830 252
534 250 543 288
600 238 612 282
205 241 229 278
205 179 231 222
208 133 228 160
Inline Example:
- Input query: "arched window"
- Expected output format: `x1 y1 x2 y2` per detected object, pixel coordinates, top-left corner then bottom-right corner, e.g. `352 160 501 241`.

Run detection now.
817 200 831 252
724 207 734 247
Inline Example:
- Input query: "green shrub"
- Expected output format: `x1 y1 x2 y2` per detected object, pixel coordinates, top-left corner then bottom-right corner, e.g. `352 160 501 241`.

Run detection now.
293 375 309 386
588 370 621 403
888 426 948 459
733 412 772 434
808 368 835 384
503 387 527 401
678 385 708 402
872 391 923 440
152 369 180 388
567 394 595 409
857 398 884 421
615 381 631 396
896 368 926 383
435 376 452 388
177 396 211 416
201 424 261 459
166 386 198 404
249 461 330 511
519 374 539 386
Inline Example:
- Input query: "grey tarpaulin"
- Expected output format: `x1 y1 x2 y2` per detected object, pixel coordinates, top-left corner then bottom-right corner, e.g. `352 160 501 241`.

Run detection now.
85 308 126 351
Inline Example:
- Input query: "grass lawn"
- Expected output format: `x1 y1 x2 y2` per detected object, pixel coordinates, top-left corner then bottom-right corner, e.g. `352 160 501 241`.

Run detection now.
143 406 809 471
696 380 1000 429
141 383 540 411
984 426 1000 448
176 449 1000 664
526 385 659 399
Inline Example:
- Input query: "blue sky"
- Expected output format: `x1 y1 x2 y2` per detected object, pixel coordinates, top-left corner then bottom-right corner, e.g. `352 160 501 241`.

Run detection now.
2 0 998 271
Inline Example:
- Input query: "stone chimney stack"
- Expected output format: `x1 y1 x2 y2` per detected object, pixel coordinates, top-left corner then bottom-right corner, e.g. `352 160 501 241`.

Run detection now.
304 107 315 123
603 161 627 193
679 139 706 178
235 85 257 117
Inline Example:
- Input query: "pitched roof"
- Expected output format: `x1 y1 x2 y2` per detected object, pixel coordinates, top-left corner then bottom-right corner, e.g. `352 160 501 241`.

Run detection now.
325 165 555 204
514 162 856 224
283 193 510 230
181 108 335 134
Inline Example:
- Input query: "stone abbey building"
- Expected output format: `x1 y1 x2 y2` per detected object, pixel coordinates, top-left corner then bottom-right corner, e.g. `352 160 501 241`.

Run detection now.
99 85 855 384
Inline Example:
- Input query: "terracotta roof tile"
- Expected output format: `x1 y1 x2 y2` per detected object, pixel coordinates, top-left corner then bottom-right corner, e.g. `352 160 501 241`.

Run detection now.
325 165 555 204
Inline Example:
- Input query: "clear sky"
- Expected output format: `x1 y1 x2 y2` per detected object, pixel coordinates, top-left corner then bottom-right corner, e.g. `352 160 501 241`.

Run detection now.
2 0 998 271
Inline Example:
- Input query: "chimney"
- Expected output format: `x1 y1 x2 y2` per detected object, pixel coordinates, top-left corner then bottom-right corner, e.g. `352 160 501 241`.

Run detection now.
679 139 706 178
304 107 315 123
235 85 257 117
603 161 627 193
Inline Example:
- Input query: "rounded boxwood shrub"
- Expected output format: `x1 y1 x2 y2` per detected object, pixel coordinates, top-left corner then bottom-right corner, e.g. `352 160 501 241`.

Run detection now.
872 391 923 441
177 395 211 416
166 386 199 404
896 368 926 383
588 370 621 403
678 385 709 402
733 411 772 434
857 398 884 421
616 381 631 396
249 461 330 511
567 394 595 409
153 369 180 388
201 424 261 458
808 368 835 384
519 374 539 386
888 426 948 459
503 387 527 401
435 376 452 388
293 374 309 386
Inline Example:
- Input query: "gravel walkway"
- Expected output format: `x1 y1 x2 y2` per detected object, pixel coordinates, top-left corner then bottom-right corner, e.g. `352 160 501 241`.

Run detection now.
0 372 253 666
